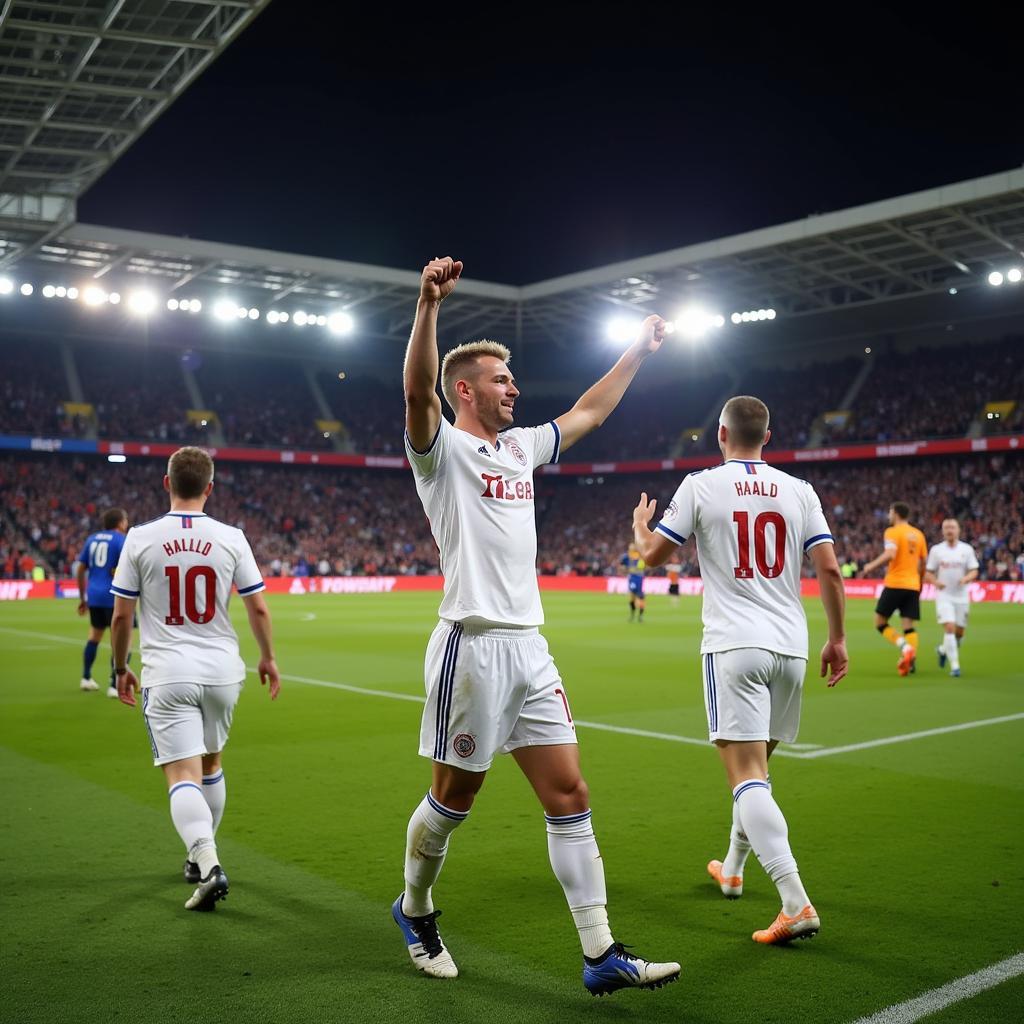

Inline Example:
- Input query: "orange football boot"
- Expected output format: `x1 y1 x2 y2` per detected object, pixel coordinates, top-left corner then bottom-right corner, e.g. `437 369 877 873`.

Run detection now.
707 860 743 898
897 646 916 677
752 905 820 944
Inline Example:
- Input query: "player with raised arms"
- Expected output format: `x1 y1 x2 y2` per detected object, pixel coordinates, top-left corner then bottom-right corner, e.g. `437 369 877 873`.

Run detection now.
110 447 280 911
631 396 848 944
76 507 130 696
923 518 979 677
395 256 680 996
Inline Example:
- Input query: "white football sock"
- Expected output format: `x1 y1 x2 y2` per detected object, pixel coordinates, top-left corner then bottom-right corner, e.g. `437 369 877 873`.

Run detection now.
202 770 226 833
169 781 219 876
722 797 752 877
733 779 810 916
402 792 467 917
944 633 960 671
545 810 613 958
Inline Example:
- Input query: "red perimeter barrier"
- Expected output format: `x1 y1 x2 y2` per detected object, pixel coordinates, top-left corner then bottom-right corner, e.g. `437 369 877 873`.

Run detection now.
15 577 1022 603
96 434 1024 475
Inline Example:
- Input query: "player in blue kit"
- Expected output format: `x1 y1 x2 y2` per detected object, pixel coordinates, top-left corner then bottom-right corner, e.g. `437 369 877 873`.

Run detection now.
622 545 646 621
76 507 130 696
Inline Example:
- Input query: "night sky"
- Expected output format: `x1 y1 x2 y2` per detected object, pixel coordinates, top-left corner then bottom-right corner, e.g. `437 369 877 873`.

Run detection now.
79 4 1022 285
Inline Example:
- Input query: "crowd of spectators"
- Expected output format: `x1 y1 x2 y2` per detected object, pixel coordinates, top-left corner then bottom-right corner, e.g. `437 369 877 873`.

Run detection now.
2 334 1020 457
2 452 1020 584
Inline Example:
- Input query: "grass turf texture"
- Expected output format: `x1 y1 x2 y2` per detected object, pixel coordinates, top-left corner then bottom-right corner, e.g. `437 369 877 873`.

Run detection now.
1 593 1021 1024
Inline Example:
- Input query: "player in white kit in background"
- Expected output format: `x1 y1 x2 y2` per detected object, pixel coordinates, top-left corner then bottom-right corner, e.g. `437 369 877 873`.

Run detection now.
631 396 849 944
924 518 979 677
395 256 680 997
110 447 281 911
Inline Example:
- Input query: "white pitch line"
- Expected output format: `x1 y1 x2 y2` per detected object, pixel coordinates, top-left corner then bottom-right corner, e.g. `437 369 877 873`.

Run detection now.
849 952 1024 1024
798 713 1024 759
3 626 1022 757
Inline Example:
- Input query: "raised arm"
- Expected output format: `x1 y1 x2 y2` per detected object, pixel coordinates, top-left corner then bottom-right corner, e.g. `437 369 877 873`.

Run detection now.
404 257 462 451
554 314 665 453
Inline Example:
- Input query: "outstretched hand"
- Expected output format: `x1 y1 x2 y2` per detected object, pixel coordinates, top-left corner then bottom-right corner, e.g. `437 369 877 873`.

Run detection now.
633 314 667 356
420 256 463 303
633 492 657 534
819 639 848 687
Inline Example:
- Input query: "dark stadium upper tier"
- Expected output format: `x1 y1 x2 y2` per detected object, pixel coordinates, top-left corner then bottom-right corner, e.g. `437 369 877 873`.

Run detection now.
0 334 1020 458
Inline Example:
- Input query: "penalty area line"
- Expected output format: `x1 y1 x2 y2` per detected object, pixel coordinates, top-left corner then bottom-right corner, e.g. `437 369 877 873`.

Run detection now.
848 951 1024 1024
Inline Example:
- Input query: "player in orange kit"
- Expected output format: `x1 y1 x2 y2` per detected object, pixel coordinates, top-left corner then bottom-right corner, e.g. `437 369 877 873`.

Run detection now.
861 501 927 676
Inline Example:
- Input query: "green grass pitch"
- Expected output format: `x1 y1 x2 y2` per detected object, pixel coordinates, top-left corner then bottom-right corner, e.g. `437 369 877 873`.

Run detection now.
1 593 1021 1024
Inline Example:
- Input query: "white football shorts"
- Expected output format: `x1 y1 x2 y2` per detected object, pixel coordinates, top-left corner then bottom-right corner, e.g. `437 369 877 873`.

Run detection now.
935 597 969 628
419 620 577 772
701 648 805 744
141 681 243 766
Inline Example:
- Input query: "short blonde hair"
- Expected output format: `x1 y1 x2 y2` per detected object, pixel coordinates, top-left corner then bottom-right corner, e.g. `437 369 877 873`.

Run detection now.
167 446 214 499
440 339 512 410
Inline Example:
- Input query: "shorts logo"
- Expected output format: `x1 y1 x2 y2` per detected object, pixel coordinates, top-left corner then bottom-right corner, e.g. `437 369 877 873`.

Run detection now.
505 438 527 466
452 733 477 759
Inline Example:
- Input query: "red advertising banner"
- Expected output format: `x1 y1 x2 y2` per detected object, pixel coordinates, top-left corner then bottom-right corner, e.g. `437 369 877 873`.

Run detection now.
16 576 1021 603
94 434 1024 476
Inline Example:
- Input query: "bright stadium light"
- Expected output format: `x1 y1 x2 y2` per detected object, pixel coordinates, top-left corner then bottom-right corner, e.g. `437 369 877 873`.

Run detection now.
278 312 289 323
730 312 742 325
673 307 723 340
0 277 13 295
67 287 79 300
267 310 281 325
713 314 725 328
127 290 157 316
20 283 33 296
1008 268 1022 284
108 292 120 304
213 299 238 321
188 299 202 313
107 454 127 464
766 308 776 320
327 311 354 336
315 314 327 327
42 284 56 298
55 286 67 298
248 308 260 320
988 271 1004 287
167 298 180 311
293 310 309 326
236 306 249 319
606 316 640 345
82 286 108 306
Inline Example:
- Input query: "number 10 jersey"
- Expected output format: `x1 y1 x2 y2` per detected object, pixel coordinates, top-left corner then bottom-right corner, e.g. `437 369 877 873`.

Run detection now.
111 511 265 687
655 459 834 659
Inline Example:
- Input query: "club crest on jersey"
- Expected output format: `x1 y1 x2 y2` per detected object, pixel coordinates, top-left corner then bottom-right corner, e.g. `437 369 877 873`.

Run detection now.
665 500 678 519
452 733 476 758
505 438 527 465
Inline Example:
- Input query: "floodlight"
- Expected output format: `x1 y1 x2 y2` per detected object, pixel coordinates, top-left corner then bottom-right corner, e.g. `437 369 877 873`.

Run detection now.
988 271 1004 287
0 277 13 295
108 292 120 304
83 287 107 306
248 308 260 320
1007 268 1022 284
167 298 180 311
327 311 354 336
267 310 280 325
43 285 56 298
606 316 639 344
294 311 309 326
20 283 33 296
213 299 238 321
730 312 742 325
127 290 157 315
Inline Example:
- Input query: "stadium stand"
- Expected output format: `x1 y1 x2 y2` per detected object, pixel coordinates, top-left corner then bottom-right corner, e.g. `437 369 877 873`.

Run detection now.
2 452 1020 583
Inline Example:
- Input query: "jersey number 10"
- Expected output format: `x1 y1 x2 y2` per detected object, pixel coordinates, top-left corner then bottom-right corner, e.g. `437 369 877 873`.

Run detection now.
164 565 216 625
733 511 786 580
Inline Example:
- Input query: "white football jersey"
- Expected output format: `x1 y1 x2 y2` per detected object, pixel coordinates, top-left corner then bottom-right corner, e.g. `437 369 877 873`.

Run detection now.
656 459 833 658
406 417 560 627
925 541 978 602
111 511 265 687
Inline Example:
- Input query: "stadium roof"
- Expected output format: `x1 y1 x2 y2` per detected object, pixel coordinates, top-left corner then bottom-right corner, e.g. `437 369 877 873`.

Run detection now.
2 163 1023 347
0 0 270 262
